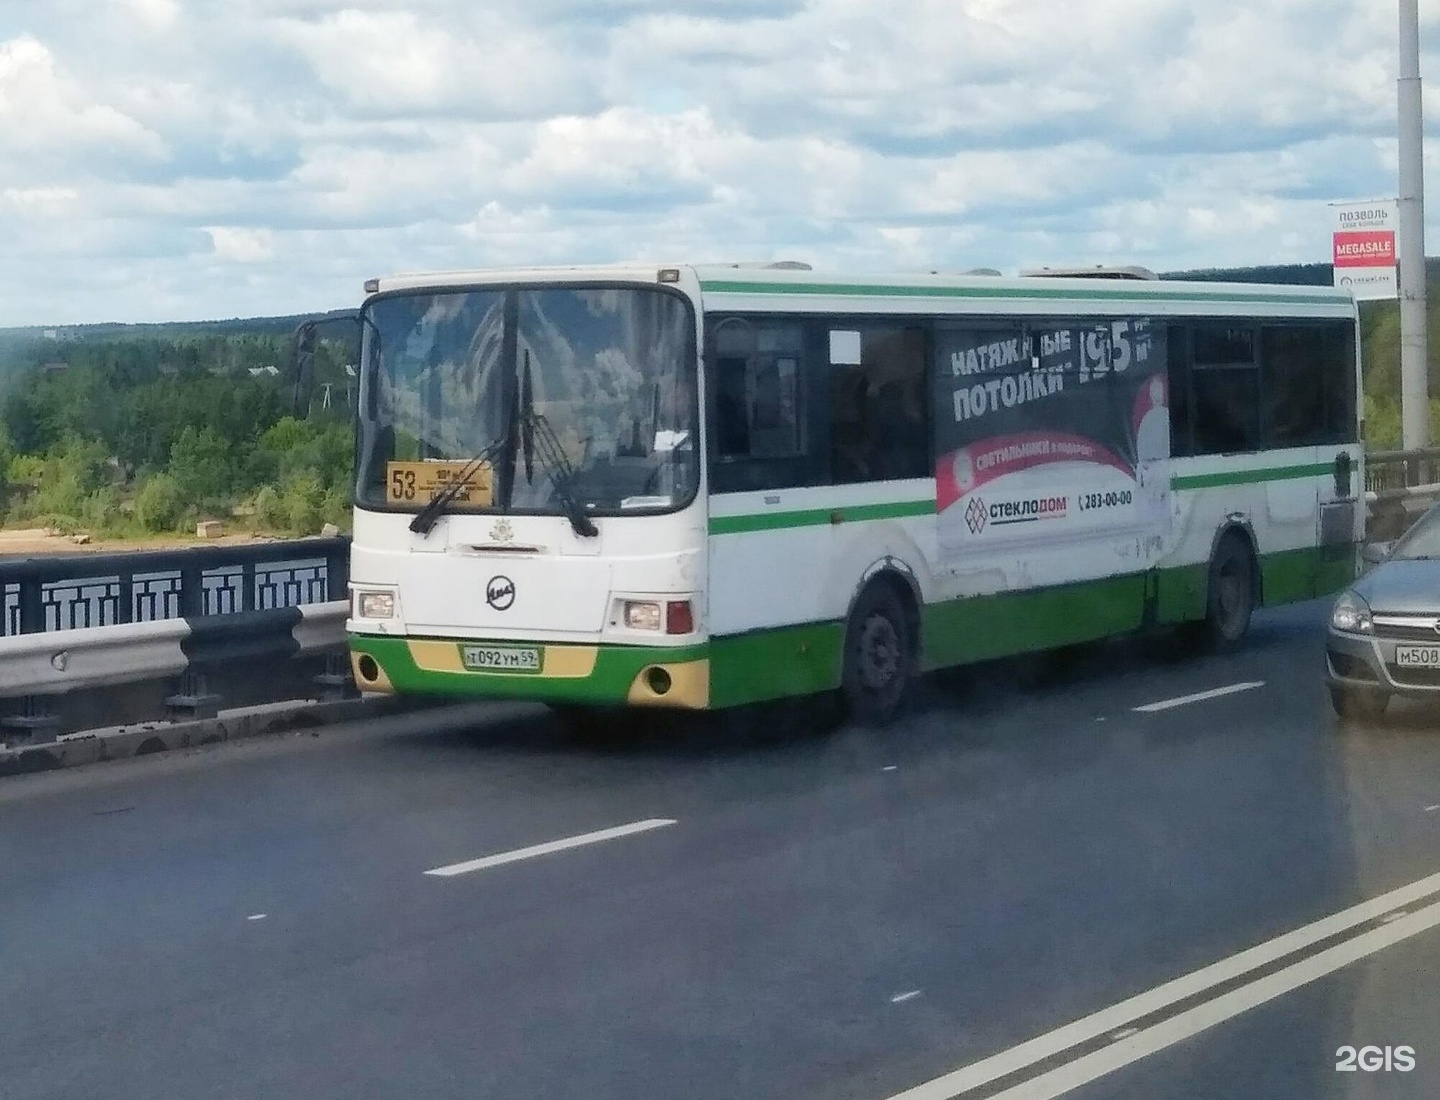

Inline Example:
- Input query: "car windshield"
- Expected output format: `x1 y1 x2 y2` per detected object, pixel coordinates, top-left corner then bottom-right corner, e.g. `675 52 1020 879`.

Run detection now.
1388 506 1440 559
355 285 697 516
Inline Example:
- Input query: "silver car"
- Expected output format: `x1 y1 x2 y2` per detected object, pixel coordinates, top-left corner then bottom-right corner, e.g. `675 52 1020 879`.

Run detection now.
1327 502 1440 719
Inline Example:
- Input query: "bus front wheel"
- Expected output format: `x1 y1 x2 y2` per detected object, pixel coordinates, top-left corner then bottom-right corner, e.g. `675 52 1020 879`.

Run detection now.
841 582 914 727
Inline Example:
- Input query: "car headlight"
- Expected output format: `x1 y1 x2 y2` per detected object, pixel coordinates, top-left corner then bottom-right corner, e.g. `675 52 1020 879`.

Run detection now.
356 590 395 620
1330 591 1373 634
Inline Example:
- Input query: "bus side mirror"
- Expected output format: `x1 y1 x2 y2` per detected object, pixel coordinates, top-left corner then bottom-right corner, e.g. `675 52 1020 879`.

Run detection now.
1334 451 1353 498
291 321 317 419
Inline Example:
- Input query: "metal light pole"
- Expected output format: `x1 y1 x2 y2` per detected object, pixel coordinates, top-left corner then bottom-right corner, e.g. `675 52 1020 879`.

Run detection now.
1399 0 1429 448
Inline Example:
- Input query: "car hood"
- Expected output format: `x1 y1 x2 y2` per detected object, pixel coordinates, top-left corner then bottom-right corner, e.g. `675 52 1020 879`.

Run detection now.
1355 558 1440 614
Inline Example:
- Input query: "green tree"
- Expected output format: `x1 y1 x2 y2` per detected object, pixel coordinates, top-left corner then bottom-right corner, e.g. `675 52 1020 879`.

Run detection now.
133 473 184 532
167 426 233 508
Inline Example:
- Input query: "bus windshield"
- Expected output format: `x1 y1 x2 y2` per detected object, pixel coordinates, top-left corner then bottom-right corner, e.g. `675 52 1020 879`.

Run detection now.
356 285 698 517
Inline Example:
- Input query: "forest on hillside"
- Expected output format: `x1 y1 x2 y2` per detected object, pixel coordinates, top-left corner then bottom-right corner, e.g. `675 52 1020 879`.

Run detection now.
0 274 1434 542
0 325 358 539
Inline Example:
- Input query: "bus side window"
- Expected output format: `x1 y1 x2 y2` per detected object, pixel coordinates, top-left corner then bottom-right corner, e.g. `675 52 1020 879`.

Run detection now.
1262 327 1326 447
1261 322 1356 447
707 316 809 491
829 326 928 484
1189 323 1260 455
715 356 751 456
1168 324 1193 457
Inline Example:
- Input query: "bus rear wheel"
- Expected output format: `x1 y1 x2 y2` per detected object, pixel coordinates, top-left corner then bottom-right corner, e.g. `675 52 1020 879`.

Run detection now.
841 583 914 727
1203 533 1256 648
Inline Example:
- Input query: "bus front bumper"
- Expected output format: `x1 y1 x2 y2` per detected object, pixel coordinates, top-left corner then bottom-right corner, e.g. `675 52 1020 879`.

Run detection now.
347 634 711 709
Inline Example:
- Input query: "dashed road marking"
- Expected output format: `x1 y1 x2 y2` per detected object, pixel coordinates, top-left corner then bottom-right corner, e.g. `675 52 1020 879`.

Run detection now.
1133 682 1265 714
424 818 678 878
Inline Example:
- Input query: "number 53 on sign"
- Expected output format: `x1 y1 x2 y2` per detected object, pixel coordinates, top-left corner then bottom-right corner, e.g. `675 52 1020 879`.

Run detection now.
385 461 493 508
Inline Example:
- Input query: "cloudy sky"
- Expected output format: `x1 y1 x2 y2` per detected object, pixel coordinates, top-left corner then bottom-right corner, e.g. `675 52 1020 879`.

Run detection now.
0 0 1436 325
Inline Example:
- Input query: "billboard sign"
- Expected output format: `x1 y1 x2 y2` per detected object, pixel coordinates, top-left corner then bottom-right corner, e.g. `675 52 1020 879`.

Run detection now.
1331 200 1398 301
933 321 1171 560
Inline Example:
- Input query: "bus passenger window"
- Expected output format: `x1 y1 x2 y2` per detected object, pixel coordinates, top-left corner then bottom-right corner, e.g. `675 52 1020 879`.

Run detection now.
1190 323 1260 455
1262 323 1356 447
708 318 804 462
715 357 751 456
830 326 927 484
1191 369 1261 454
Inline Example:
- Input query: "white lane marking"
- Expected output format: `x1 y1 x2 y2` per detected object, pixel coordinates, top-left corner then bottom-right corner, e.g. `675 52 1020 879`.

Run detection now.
883 866 1440 1100
1132 681 1265 713
423 818 678 878
1426 805 1439 813
891 990 923 1004
1108 1028 1138 1042
979 897 1440 1100
883 765 899 772
247 914 267 921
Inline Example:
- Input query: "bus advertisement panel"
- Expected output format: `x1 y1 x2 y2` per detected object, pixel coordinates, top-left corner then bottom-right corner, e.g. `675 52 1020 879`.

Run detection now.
934 320 1171 558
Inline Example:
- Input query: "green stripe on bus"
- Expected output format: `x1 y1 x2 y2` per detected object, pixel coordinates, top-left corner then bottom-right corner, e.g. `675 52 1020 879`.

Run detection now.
708 498 936 536
1170 462 1334 491
350 547 1356 711
698 280 1349 307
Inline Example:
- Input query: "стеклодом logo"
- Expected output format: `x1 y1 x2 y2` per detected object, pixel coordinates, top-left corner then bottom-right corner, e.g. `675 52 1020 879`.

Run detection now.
965 496 988 535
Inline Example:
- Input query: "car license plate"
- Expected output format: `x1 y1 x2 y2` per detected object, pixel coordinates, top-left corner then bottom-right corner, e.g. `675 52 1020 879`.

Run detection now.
461 645 543 673
1395 645 1440 668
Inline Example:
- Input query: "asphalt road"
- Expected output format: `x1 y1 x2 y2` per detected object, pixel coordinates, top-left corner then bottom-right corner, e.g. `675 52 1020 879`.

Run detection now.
2 600 1439 1100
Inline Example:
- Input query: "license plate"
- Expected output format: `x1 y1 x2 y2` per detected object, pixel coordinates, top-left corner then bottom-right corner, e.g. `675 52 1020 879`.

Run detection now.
461 645 543 673
1395 645 1440 668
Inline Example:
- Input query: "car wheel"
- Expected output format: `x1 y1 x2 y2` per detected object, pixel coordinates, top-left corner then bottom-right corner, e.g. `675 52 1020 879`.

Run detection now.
1328 686 1389 722
841 582 914 727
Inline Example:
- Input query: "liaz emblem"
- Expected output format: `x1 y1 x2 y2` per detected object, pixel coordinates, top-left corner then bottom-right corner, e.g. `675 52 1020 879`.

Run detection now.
486 575 516 611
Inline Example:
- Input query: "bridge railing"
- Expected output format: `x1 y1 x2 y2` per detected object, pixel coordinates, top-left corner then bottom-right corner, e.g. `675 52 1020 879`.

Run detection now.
1364 447 1440 499
0 537 352 746
1363 449 1440 540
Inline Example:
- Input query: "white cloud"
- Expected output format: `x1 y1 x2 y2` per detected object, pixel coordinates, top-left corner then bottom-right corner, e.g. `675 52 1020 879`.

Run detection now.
0 35 165 171
270 9 596 119
2 0 1440 324
126 0 181 32
206 226 276 263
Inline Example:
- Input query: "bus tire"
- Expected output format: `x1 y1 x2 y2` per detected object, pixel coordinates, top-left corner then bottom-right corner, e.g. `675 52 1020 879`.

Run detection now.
1202 532 1256 648
841 581 914 727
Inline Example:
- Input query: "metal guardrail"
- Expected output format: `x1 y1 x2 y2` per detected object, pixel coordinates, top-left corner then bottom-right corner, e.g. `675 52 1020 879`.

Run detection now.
1364 449 1440 539
0 538 353 746
0 536 349 635
1364 448 1440 498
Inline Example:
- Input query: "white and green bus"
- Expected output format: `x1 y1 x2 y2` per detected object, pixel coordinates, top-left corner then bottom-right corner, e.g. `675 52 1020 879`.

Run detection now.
344 262 1362 724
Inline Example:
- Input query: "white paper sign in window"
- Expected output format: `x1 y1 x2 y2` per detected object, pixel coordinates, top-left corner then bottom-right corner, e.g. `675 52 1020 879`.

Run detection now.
829 330 862 366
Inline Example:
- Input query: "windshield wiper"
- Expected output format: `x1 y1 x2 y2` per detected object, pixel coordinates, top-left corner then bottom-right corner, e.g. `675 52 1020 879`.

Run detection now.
525 411 599 538
514 351 597 538
408 435 508 535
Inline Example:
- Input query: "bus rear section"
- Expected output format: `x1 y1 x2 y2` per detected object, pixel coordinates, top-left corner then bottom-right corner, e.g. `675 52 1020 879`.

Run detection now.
344 272 712 709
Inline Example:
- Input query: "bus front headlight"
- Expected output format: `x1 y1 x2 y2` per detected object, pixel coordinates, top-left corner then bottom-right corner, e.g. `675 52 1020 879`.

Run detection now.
356 590 396 620
1330 591 1373 634
623 601 663 631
